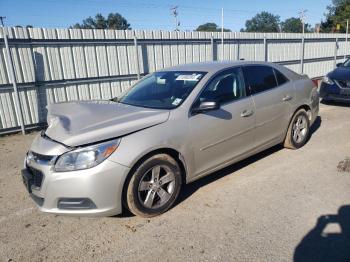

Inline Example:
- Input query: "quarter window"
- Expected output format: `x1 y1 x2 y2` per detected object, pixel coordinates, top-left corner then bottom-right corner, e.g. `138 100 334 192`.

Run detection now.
197 67 246 104
274 68 289 86
243 65 277 95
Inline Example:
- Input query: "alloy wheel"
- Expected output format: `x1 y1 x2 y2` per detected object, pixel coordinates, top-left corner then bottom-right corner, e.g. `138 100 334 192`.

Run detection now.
137 165 176 209
292 114 308 144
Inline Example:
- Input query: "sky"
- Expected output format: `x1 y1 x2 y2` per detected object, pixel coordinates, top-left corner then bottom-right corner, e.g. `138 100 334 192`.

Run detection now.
0 0 332 31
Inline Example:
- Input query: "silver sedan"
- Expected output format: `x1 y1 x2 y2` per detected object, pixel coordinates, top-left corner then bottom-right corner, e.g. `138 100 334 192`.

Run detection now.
22 61 319 217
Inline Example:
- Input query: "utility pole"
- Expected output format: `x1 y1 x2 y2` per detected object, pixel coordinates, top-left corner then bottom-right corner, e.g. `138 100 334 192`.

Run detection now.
221 8 224 61
345 19 349 60
0 16 25 134
170 6 179 31
299 9 308 35
298 10 307 74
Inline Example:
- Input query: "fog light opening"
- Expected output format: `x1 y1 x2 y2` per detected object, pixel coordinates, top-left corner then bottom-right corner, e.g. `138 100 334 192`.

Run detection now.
57 198 97 210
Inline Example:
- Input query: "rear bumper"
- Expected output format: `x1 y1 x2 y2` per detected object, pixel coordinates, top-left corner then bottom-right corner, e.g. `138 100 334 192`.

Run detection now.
309 89 319 126
22 159 130 217
321 93 350 102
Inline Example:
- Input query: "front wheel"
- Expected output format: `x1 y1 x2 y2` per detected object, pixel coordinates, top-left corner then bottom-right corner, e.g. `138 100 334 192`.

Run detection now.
284 109 310 149
125 154 182 217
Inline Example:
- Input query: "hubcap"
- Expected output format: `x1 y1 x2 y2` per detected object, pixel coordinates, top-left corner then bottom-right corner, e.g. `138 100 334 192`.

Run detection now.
292 115 308 144
138 165 176 209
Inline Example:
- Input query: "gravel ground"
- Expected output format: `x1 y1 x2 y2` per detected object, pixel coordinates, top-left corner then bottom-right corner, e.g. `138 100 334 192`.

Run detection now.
0 102 350 262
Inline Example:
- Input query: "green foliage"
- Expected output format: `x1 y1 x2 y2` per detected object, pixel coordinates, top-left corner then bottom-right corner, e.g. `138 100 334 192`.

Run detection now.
14 25 33 28
195 22 231 32
243 12 280 32
322 0 350 32
71 13 131 30
281 17 311 33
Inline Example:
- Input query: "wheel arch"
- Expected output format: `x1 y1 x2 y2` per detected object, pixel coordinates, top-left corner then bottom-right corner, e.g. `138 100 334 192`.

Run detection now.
121 147 187 208
294 104 312 121
284 104 311 140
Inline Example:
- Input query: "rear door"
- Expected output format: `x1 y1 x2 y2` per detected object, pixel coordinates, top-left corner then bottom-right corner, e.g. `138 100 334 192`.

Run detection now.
242 65 294 148
189 67 255 176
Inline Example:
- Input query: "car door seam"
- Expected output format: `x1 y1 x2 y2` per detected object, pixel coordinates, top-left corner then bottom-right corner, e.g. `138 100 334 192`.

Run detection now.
255 113 286 128
200 126 255 151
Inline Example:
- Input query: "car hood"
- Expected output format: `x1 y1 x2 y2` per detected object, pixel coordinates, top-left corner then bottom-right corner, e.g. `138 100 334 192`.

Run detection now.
45 100 170 147
328 67 350 80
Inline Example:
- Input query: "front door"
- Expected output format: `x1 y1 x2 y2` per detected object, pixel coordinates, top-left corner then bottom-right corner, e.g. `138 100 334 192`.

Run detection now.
189 67 256 177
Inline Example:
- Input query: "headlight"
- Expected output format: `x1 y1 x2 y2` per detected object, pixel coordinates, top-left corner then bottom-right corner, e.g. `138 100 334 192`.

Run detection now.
322 76 334 85
54 139 120 172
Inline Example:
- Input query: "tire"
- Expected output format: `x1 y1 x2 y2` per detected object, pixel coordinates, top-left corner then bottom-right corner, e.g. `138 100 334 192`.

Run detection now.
321 98 331 105
284 109 310 149
125 154 182 217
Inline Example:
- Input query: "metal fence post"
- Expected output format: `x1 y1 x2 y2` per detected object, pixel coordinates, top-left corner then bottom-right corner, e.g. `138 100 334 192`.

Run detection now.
334 37 339 68
300 36 305 74
211 35 214 61
264 37 268 62
133 34 141 80
345 20 349 60
1 26 25 134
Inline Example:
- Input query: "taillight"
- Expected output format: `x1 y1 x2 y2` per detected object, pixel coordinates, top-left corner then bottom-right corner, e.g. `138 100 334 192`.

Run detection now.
311 79 319 87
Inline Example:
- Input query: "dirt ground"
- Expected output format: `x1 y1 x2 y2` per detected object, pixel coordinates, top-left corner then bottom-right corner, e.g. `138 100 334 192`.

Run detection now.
0 102 350 262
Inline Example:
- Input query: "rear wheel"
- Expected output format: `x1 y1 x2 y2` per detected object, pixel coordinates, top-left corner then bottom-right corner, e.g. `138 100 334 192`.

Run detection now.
125 154 182 217
284 109 310 149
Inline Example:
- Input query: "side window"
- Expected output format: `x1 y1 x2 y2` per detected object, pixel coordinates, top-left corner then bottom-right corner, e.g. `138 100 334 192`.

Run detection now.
273 68 289 86
243 65 277 95
198 67 246 104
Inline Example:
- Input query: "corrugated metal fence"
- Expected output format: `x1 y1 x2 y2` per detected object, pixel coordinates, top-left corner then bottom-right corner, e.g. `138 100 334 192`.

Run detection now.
0 27 349 134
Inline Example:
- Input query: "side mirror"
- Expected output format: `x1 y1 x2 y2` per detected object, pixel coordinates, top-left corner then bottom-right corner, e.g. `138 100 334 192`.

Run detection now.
192 101 220 114
110 97 118 102
336 63 343 67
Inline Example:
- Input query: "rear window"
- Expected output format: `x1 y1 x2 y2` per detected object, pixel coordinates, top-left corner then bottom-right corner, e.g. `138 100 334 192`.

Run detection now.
243 65 277 95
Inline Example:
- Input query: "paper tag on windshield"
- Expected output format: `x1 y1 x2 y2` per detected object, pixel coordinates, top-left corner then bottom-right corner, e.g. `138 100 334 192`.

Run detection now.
172 98 182 106
176 74 202 81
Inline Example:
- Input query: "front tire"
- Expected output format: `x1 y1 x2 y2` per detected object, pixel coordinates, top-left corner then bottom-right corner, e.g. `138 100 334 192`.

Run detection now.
284 109 310 149
125 154 182 217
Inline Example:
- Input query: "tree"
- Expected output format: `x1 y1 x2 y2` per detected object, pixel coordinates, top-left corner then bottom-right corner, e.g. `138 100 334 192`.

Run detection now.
281 17 311 33
242 12 280 32
107 13 131 30
321 0 350 32
71 13 131 30
195 22 231 32
14 25 33 28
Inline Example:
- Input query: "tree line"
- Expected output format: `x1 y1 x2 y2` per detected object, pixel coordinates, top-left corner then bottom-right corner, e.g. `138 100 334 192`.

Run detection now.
15 0 344 33
196 0 350 33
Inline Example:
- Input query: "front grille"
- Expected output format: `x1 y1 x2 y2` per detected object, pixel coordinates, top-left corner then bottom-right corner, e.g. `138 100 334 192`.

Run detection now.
32 151 55 162
27 166 44 188
27 150 56 165
336 80 350 89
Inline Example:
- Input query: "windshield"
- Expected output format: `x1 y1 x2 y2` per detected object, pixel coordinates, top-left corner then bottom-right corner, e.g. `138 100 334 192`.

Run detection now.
119 71 206 109
343 59 350 67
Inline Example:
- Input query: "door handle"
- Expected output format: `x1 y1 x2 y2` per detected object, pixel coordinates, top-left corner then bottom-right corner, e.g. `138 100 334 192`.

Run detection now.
283 95 293 102
241 109 254 117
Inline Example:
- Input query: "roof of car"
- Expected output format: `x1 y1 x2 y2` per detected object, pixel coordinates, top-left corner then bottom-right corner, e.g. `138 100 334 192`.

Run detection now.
158 60 273 73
